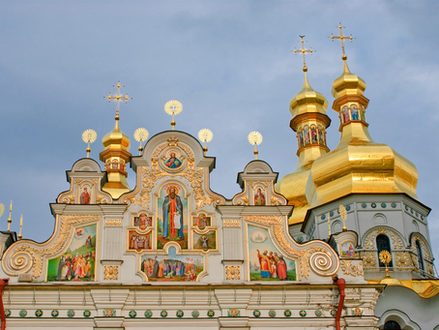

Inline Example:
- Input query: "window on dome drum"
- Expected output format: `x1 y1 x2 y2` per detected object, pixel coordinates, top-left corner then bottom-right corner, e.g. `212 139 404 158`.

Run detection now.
383 320 401 329
376 234 393 267
415 240 425 271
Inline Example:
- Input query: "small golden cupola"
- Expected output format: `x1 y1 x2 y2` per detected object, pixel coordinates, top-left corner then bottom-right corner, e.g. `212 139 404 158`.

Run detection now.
99 82 132 199
276 36 331 225
308 26 418 207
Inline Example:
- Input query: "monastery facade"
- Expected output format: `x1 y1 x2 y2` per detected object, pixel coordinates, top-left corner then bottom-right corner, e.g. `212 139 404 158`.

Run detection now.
0 30 438 330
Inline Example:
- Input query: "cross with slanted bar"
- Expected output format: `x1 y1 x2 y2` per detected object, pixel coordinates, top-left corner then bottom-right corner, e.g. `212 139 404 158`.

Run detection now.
293 35 313 72
330 24 353 60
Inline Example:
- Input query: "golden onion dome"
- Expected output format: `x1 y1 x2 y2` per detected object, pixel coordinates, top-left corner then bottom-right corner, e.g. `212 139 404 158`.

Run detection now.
276 67 331 225
331 60 366 98
99 113 132 199
101 115 130 152
307 59 418 208
289 70 328 119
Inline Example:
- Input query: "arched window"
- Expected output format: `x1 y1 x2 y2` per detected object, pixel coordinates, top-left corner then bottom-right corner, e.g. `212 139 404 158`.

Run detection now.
415 240 424 271
376 234 393 267
384 320 401 329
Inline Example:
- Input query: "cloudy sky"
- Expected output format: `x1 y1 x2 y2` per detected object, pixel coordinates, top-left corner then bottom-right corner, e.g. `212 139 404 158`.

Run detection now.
0 1 438 268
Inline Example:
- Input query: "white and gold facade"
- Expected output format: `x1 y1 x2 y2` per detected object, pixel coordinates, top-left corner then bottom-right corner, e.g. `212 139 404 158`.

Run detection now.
0 28 438 330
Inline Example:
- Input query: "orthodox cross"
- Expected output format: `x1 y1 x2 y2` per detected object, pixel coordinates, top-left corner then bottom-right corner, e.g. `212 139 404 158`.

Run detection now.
293 35 313 72
330 24 354 61
105 81 132 120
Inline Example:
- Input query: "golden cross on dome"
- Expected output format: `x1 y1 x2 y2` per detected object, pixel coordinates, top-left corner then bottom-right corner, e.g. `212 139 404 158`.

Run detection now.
293 35 313 72
330 23 353 61
105 81 132 120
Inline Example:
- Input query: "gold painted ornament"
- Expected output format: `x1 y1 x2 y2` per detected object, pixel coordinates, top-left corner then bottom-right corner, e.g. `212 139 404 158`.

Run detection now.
134 128 149 155
248 131 263 160
339 204 347 231
379 250 392 277
198 128 213 156
82 129 97 158
164 100 183 130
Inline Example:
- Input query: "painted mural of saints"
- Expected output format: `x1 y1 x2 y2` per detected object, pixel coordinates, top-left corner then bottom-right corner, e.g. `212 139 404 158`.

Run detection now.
80 186 91 204
162 186 184 239
164 152 182 169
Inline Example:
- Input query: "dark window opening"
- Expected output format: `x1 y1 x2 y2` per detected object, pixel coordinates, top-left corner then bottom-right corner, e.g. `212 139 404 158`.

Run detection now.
416 240 425 271
376 234 393 267
384 320 401 329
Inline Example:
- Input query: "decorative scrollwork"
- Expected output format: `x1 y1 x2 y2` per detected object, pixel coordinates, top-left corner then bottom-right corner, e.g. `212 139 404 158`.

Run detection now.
243 215 339 279
2 215 99 280
8 248 33 273
340 260 364 277
309 251 335 275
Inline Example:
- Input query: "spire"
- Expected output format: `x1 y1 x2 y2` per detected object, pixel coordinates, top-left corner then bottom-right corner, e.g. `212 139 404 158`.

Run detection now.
276 36 331 225
100 82 133 199
329 25 370 144
7 201 12 232
289 35 330 168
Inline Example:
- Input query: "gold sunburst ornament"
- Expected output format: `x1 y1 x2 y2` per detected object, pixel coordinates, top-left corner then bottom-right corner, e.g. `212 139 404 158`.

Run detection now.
0 203 4 221
379 250 392 277
198 128 213 156
82 129 97 158
134 128 149 155
248 131 263 160
164 100 183 130
339 204 348 231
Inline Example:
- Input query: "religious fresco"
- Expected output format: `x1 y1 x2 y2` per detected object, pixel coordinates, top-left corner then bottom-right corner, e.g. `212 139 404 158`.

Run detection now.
253 187 266 206
47 224 96 281
163 150 183 169
193 213 211 230
298 125 326 148
340 104 365 125
128 230 152 251
340 241 355 258
134 213 152 231
79 185 91 204
193 231 216 250
140 246 203 281
248 225 296 281
157 183 188 249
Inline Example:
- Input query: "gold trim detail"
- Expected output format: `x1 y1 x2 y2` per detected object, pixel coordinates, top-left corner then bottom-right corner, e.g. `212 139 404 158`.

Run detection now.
363 227 404 250
2 215 99 279
105 219 122 227
223 219 241 228
225 266 240 280
104 265 119 280
340 260 364 277
121 140 225 210
243 215 339 278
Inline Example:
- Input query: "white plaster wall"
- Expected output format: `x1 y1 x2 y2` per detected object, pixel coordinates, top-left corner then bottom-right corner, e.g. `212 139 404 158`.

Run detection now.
375 286 439 329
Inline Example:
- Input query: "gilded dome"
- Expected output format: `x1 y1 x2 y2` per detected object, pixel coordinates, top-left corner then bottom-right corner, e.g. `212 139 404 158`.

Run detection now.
99 114 132 199
276 70 331 225
307 61 418 207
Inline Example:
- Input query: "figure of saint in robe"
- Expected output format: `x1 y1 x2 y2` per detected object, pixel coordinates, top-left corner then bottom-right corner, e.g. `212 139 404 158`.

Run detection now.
80 187 91 204
162 186 184 239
